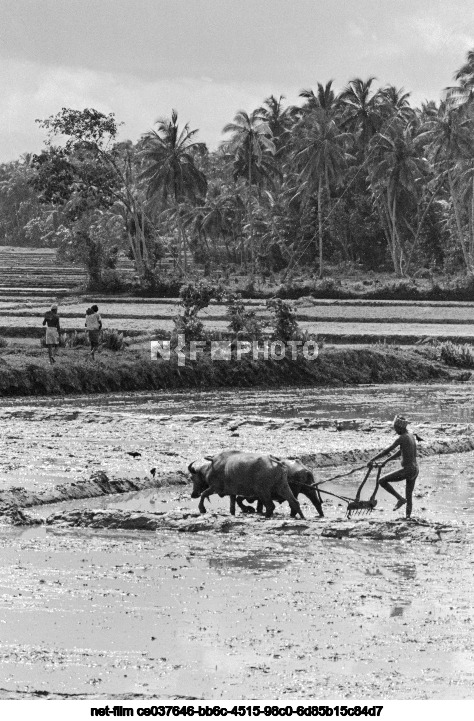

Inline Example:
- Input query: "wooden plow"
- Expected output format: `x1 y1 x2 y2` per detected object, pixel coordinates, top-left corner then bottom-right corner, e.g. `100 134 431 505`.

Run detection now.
314 458 391 518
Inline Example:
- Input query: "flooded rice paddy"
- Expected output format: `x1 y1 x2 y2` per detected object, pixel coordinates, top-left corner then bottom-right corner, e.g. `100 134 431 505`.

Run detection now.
1 384 474 699
5 382 474 423
5 295 474 342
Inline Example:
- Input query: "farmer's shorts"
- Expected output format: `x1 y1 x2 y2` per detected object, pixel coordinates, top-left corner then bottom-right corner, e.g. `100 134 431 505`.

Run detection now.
45 328 59 346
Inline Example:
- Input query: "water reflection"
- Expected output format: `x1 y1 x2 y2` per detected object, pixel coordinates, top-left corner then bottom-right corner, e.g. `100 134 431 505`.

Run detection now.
389 606 404 617
388 562 417 581
208 551 287 573
386 561 416 618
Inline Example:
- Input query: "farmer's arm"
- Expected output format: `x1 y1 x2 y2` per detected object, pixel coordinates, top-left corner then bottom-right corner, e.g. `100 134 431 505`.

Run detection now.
368 438 400 465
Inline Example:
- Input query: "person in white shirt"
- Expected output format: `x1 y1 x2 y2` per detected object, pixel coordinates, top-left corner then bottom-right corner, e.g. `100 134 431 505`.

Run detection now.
85 304 102 359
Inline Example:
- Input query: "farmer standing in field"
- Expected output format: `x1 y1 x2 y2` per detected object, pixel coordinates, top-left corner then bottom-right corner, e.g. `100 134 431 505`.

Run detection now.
367 415 419 518
42 303 61 365
85 304 102 359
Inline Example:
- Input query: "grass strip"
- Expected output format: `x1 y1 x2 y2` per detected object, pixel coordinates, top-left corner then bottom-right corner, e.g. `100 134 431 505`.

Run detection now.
0 346 452 397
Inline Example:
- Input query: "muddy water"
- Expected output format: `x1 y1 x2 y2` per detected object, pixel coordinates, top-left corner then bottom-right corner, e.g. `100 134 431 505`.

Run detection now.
1 384 474 699
29 451 474 525
5 382 474 423
1 514 473 700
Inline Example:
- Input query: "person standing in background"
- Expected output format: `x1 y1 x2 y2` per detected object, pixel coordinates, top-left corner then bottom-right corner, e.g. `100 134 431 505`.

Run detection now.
42 304 61 365
85 304 102 359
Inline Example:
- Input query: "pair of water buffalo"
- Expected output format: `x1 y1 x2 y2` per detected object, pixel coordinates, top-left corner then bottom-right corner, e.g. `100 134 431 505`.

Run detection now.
188 449 324 519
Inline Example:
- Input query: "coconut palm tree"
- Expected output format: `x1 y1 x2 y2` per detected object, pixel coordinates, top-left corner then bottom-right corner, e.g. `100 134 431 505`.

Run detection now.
222 110 275 275
300 80 340 114
379 85 414 123
446 49 474 108
257 95 295 160
139 109 207 272
369 118 430 275
418 103 474 271
186 183 246 265
294 108 351 276
340 77 383 148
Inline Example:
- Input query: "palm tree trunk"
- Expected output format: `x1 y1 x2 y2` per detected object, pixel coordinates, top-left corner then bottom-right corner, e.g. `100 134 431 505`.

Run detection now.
448 170 471 271
386 190 404 277
125 206 146 281
470 175 474 263
173 202 187 275
128 231 145 279
373 194 392 262
405 179 444 274
318 180 324 277
248 147 254 278
132 206 151 274
379 192 398 275
181 219 188 275
222 233 232 263
140 206 150 267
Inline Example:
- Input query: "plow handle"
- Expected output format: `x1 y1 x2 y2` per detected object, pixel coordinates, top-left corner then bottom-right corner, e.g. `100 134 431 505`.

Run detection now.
353 466 373 503
369 456 392 502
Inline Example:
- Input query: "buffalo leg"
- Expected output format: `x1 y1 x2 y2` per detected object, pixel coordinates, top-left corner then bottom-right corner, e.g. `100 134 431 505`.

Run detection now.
229 495 236 516
198 488 213 514
259 491 275 518
289 490 299 518
283 487 305 519
236 497 256 514
301 487 324 517
264 501 276 518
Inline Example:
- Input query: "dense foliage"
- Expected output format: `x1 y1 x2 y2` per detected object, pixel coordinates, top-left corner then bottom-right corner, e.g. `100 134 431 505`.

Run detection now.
2 50 474 287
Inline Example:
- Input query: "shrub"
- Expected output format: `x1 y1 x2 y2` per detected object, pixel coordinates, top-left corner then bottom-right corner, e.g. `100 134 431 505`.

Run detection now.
243 279 256 296
174 280 225 340
173 314 204 341
438 341 474 368
179 280 225 310
225 293 263 339
98 269 131 294
276 277 346 300
450 275 474 301
135 272 183 297
266 298 300 341
0 336 8 349
101 329 126 351
62 331 88 348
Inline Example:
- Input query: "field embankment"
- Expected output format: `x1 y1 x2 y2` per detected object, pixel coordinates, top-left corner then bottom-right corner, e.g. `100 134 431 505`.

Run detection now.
0 345 461 397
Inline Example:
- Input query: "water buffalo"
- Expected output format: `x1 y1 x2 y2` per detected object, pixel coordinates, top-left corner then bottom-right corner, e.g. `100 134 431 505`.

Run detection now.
188 450 305 519
235 458 324 518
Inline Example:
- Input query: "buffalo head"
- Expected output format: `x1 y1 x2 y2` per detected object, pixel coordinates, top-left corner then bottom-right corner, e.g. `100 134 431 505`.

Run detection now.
188 459 212 498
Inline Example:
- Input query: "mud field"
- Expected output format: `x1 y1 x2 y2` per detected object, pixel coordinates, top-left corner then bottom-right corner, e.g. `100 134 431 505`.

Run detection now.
1 384 474 700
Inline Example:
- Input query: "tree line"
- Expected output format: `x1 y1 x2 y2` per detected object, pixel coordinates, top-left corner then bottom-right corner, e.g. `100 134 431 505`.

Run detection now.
1 49 474 289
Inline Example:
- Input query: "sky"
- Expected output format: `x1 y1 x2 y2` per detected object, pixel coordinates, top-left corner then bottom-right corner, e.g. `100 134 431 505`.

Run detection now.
0 0 473 162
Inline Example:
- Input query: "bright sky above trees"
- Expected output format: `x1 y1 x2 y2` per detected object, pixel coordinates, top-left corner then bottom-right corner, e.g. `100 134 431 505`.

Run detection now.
1 0 473 161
